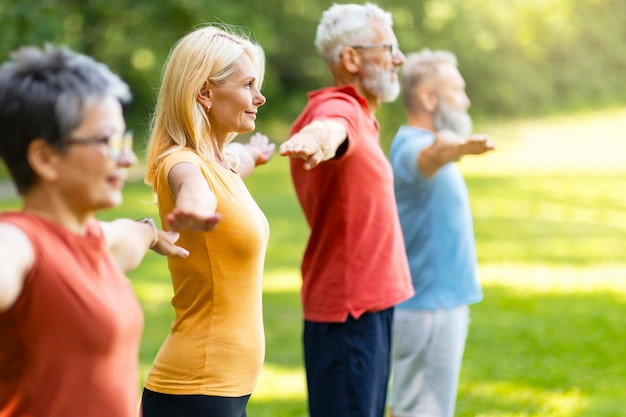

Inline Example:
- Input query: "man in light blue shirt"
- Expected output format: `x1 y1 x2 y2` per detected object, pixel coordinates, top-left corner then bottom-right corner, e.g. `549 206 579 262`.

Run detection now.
388 49 495 417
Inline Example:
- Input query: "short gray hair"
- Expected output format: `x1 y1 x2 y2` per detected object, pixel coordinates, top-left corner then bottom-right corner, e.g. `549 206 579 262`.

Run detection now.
0 44 131 194
314 3 393 65
401 48 457 112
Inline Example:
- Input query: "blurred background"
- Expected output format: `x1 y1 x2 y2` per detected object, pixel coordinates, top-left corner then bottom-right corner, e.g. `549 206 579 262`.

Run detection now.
2 0 625 144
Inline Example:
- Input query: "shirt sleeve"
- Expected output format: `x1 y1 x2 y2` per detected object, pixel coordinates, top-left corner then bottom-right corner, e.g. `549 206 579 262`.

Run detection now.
390 128 432 186
155 150 205 197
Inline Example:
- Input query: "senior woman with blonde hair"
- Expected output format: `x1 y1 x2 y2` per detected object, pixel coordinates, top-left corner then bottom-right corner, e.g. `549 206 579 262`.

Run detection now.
141 24 275 417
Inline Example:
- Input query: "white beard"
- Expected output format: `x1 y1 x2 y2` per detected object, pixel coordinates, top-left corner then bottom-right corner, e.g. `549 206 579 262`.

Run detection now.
433 98 473 136
361 63 400 102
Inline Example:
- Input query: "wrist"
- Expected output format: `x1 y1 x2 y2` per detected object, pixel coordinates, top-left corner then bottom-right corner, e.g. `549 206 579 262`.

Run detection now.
254 150 266 166
247 144 265 166
138 217 159 248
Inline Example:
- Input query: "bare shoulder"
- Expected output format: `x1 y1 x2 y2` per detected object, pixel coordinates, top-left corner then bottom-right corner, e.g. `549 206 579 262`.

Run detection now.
168 161 203 181
0 222 34 256
0 222 35 312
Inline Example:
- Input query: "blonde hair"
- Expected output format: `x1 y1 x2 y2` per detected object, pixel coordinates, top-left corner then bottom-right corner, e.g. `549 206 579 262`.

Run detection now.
145 24 265 187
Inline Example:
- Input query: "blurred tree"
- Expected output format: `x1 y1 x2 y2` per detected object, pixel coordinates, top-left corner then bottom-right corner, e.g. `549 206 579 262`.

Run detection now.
1 0 625 142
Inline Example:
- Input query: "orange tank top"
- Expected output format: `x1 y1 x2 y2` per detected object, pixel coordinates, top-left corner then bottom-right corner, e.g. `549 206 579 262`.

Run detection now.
0 212 143 417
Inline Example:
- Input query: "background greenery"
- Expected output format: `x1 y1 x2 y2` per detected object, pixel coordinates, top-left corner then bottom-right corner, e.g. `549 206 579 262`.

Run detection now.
2 0 626 143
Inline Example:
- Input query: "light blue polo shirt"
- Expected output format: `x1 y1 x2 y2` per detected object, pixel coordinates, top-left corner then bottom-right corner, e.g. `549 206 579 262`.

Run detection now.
390 125 483 310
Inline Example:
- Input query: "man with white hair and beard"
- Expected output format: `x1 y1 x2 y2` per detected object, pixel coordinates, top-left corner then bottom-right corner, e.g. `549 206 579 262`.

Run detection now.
279 3 414 417
388 48 495 417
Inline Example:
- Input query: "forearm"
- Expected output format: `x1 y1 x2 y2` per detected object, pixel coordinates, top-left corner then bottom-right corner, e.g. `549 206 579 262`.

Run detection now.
174 178 218 214
297 120 347 161
417 131 494 177
227 133 275 178
280 119 348 170
101 219 157 272
166 162 221 232
417 142 460 177
227 142 258 178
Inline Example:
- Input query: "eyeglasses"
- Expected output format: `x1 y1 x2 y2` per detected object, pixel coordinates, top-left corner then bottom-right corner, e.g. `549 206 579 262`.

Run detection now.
351 43 401 57
64 131 134 160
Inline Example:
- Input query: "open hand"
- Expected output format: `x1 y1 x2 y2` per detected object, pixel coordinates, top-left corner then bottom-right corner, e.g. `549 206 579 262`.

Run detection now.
279 134 324 170
248 133 275 165
460 134 495 155
166 207 222 232
151 230 189 257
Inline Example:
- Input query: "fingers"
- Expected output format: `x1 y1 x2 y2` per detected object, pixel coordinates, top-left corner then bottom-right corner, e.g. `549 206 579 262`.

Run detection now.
248 133 276 165
463 134 495 154
303 150 324 170
262 142 276 161
484 135 496 150
476 135 495 150
279 138 323 170
165 230 180 242
166 209 221 232
279 139 304 155
152 230 189 257
249 132 270 146
173 246 190 257
164 234 190 257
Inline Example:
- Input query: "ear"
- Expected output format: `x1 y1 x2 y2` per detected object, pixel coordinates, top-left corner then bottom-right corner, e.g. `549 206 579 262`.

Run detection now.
417 84 438 113
27 139 61 183
340 47 362 75
197 81 213 110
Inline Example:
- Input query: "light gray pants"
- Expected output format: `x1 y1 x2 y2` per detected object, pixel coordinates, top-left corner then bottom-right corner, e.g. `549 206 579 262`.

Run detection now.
389 306 470 417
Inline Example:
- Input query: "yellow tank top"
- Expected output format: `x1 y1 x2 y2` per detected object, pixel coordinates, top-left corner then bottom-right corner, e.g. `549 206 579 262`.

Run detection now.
144 150 269 396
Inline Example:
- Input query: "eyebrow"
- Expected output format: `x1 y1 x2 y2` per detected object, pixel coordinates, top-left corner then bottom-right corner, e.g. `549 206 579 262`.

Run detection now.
237 75 257 84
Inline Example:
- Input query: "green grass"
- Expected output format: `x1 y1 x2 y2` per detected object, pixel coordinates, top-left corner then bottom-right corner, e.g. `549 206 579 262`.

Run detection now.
1 108 626 416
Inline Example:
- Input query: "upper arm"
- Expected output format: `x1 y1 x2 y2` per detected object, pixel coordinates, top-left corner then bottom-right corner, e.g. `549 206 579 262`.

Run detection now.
0 223 34 312
306 95 356 144
397 133 442 179
318 119 348 158
391 137 427 184
168 162 216 210
416 145 443 178
100 219 151 272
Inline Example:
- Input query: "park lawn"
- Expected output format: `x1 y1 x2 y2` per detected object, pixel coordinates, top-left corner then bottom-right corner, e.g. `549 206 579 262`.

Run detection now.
1 108 625 416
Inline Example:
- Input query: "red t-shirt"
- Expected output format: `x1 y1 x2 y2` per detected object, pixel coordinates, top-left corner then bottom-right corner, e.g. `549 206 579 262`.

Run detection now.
0 212 143 417
290 85 414 322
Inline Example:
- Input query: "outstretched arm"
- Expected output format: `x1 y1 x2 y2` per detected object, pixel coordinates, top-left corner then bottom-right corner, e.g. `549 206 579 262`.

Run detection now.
228 133 276 178
418 130 495 177
279 120 347 170
165 161 222 232
101 218 189 272
0 223 34 312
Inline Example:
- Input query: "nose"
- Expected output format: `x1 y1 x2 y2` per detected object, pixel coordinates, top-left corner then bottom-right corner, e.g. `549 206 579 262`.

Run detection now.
116 148 137 168
255 90 266 107
393 50 406 67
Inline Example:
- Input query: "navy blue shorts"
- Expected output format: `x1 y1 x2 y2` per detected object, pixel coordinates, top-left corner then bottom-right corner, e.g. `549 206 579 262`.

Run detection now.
141 388 250 417
303 307 394 417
